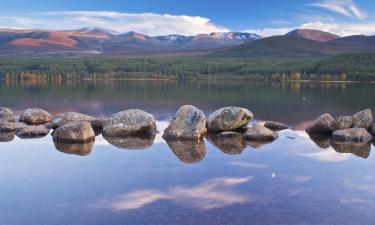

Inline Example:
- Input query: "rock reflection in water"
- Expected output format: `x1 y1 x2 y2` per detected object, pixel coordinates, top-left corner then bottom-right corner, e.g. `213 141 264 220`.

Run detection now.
245 140 274 149
53 140 95 156
0 132 15 142
308 134 332 149
207 133 246 155
103 134 155 150
166 140 206 164
331 141 371 159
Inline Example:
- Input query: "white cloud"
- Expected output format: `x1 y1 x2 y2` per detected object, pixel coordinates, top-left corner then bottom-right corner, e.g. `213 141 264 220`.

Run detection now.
0 11 229 36
309 0 367 20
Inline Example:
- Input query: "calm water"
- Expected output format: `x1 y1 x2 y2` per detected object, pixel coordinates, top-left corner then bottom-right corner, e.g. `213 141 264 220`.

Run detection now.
1 80 375 225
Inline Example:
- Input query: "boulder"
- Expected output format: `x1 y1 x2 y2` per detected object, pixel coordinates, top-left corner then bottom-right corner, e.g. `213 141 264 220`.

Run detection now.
305 113 334 135
166 140 206 164
16 125 50 139
353 109 373 130
207 132 245 155
52 112 106 129
331 141 371 159
0 132 15 142
207 106 253 132
264 121 289 131
103 109 156 138
0 107 14 122
0 122 27 133
53 140 94 156
19 108 52 125
52 122 95 143
332 116 354 131
332 128 372 143
243 124 278 141
163 105 207 140
104 134 155 150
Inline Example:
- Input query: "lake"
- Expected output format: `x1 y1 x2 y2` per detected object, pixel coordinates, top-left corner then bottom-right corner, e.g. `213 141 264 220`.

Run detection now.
1 80 375 225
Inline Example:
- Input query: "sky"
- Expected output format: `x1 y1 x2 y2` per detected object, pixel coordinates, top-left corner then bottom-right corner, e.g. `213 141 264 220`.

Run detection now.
0 0 374 36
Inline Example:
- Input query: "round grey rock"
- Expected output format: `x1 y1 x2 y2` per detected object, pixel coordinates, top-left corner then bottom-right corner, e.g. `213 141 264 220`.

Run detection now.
52 122 95 143
353 109 373 130
19 108 52 125
0 122 27 133
163 105 207 140
52 112 105 128
264 121 289 131
207 106 253 132
0 107 14 122
332 116 354 131
332 128 372 143
305 113 334 135
243 124 278 141
17 125 50 139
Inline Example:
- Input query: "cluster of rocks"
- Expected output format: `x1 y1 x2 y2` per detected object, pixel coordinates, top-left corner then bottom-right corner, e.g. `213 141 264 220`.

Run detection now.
306 109 375 158
0 106 287 159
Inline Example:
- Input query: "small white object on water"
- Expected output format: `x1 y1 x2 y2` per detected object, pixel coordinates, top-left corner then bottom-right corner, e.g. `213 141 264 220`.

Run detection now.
272 173 276 178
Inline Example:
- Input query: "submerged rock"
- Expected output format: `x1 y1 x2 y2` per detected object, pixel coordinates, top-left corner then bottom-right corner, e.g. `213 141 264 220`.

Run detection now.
207 107 253 132
207 132 246 155
52 122 95 143
166 140 206 164
308 134 331 149
53 140 94 156
353 109 373 130
331 141 371 159
0 132 15 142
103 109 156 138
163 105 207 140
243 124 278 141
104 134 155 150
332 128 372 143
305 113 334 135
19 108 52 125
332 116 354 131
0 122 27 133
264 121 289 131
0 107 15 122
52 112 106 129
16 125 50 139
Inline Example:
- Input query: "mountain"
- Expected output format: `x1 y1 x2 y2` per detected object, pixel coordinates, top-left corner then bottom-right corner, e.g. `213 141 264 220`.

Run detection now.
328 35 375 49
0 28 260 56
285 29 340 42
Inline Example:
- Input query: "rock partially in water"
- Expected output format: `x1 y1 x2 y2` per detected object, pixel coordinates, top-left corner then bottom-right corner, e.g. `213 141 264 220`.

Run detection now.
19 108 52 125
0 122 27 133
53 140 94 156
52 112 106 129
332 116 354 131
308 134 331 149
332 128 372 143
103 109 156 138
207 107 253 132
163 105 207 141
243 124 278 141
0 107 15 122
207 132 246 155
0 132 15 142
104 134 155 150
353 109 373 130
52 122 95 143
16 125 50 139
305 113 334 135
264 121 289 131
331 141 371 159
166 140 206 164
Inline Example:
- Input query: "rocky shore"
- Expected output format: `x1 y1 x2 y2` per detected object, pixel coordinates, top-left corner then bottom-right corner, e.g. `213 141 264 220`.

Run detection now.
1 106 374 161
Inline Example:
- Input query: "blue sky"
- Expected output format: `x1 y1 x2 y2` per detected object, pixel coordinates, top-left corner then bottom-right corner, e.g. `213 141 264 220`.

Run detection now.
0 0 374 36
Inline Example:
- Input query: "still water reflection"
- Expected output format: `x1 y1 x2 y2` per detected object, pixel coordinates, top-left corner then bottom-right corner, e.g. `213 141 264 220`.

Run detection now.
0 80 375 225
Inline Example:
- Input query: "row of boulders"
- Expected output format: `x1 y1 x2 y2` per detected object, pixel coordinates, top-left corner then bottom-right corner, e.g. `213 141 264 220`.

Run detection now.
305 109 374 145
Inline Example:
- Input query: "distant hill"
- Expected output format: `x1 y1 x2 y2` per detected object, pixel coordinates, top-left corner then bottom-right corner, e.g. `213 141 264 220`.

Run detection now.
285 29 339 42
328 35 375 49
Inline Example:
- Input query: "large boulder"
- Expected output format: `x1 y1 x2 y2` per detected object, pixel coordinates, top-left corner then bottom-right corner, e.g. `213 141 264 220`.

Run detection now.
353 109 373 130
332 128 372 143
103 109 156 138
207 132 246 155
243 124 278 141
0 107 14 122
16 125 50 139
207 107 253 132
166 140 206 164
305 113 334 135
19 108 52 125
52 112 106 129
52 122 95 143
0 122 27 133
332 116 354 131
163 105 207 140
264 121 289 131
